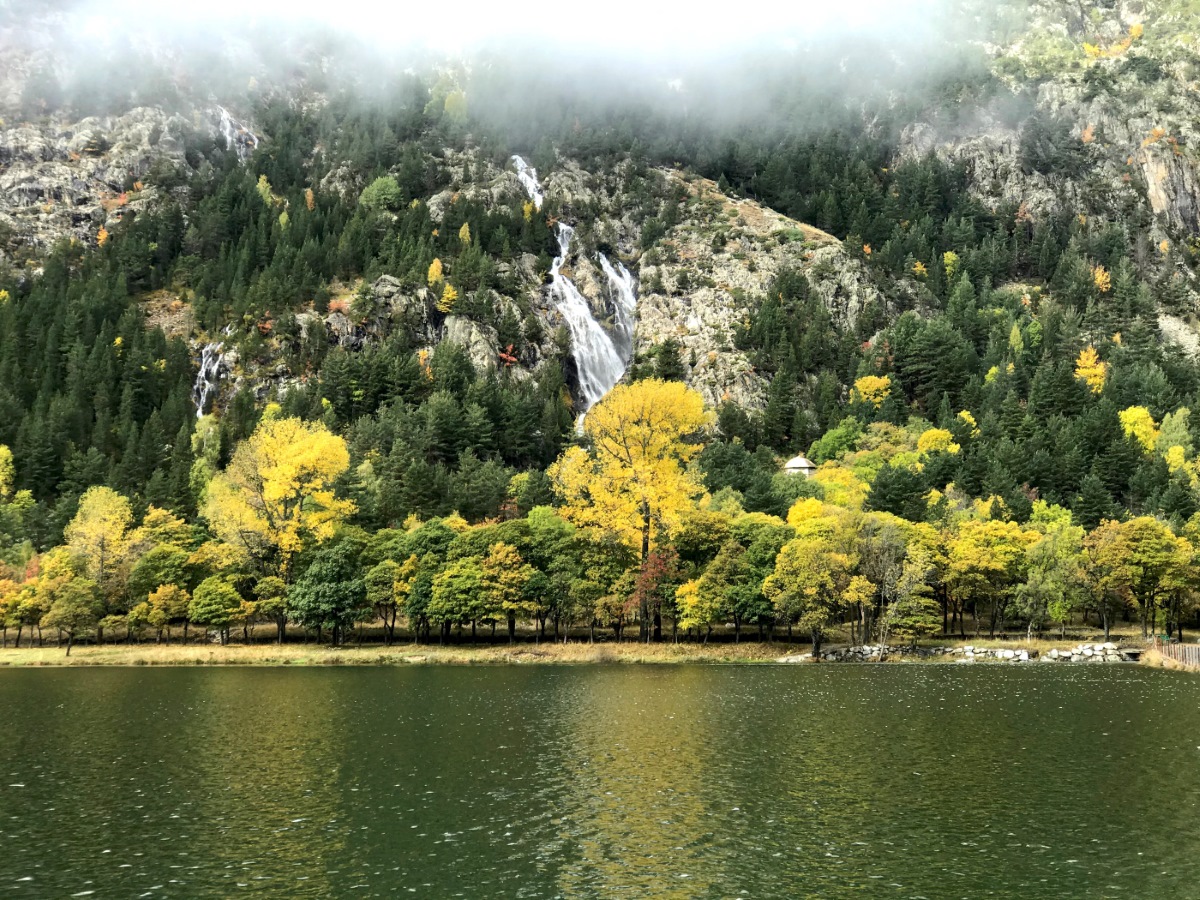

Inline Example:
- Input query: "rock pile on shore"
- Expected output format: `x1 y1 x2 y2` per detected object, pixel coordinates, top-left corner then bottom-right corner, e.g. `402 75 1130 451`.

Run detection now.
1039 643 1131 663
779 642 1139 663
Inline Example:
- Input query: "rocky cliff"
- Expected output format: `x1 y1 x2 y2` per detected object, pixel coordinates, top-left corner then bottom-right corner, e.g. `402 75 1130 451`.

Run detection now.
901 0 1200 337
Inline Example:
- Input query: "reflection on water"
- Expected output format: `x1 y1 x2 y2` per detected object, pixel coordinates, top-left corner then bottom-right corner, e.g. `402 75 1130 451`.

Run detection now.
0 665 1198 897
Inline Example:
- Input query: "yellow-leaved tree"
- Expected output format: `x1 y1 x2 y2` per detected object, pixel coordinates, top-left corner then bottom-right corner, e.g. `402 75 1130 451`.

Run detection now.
64 486 133 605
0 444 12 499
458 222 471 245
204 416 355 580
916 428 959 455
548 379 709 563
427 257 443 287
437 283 458 313
851 374 892 408
1074 345 1107 394
1119 406 1159 453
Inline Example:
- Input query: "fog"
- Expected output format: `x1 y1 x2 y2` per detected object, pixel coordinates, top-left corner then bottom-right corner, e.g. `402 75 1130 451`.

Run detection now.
62 0 956 57
3 0 1003 131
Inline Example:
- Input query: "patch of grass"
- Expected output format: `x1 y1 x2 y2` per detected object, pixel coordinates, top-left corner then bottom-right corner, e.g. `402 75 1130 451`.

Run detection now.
0 640 797 668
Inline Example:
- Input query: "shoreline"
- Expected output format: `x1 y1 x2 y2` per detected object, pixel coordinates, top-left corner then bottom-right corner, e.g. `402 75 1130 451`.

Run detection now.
0 637 1178 669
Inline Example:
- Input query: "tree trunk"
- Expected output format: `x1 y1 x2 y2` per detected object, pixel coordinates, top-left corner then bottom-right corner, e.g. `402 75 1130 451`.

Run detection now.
639 502 652 641
508 615 516 643
65 633 73 657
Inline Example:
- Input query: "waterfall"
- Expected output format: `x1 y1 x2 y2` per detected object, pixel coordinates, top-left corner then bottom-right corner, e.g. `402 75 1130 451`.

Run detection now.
512 155 545 210
597 254 638 364
217 106 259 161
511 156 637 414
549 225 631 411
192 341 226 418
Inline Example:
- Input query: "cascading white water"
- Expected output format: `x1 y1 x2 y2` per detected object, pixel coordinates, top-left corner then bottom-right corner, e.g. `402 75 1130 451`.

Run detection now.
512 155 545 210
549 224 631 411
511 156 637 413
217 106 259 161
597 254 638 363
192 341 226 418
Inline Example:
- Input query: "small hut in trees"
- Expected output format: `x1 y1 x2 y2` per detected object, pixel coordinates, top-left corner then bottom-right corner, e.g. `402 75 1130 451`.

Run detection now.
783 455 817 478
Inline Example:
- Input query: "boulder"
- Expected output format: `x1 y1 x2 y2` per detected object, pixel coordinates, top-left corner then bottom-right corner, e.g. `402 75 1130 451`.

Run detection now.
441 316 500 372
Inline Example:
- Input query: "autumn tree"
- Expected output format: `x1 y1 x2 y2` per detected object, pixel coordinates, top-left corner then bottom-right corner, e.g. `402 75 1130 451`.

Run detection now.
480 542 535 642
427 257 444 287
437 283 458 313
429 556 484 641
204 416 354 580
548 379 709 639
696 539 755 642
64 486 133 610
1120 406 1159 453
851 375 892 408
1120 516 1192 636
1074 345 1107 394
0 445 12 500
945 518 1036 637
630 548 683 641
40 576 102 656
764 510 869 655
144 584 190 643
676 578 722 642
1013 506 1085 639
1081 519 1131 640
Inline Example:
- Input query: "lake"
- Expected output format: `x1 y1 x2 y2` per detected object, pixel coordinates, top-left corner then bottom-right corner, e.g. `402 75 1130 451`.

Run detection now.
0 664 1198 898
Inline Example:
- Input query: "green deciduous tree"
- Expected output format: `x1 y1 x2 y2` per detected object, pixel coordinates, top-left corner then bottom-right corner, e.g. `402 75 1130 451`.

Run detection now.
40 576 101 656
189 577 242 644
289 542 368 645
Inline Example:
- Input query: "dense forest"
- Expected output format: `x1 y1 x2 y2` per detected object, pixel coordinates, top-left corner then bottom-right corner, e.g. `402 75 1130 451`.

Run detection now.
3 20 1200 653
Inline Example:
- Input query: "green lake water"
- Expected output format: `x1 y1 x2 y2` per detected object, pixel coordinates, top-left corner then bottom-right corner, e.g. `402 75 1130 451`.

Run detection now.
0 664 1198 898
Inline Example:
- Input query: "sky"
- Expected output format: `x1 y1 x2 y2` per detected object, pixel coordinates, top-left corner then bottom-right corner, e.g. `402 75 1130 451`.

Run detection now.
71 0 952 57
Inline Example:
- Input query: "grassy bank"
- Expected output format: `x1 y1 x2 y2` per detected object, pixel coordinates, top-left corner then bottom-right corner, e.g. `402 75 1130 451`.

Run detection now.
1140 647 1200 673
0 640 799 667
0 632 1166 668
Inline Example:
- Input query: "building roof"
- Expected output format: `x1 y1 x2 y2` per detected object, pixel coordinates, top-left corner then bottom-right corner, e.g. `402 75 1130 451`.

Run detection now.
784 454 817 471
